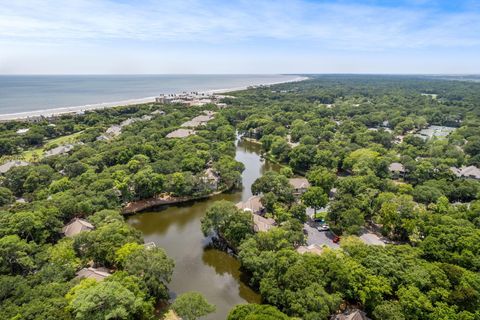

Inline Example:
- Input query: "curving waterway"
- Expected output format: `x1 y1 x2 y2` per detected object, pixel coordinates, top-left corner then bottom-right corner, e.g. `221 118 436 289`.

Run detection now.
127 138 282 319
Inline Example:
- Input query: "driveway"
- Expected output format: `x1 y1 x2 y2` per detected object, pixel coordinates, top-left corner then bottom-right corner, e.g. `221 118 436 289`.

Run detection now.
303 223 340 249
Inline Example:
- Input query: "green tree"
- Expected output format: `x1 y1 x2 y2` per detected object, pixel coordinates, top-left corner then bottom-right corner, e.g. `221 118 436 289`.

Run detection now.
201 200 254 248
0 235 36 274
124 247 175 299
0 187 14 207
66 277 153 320
227 304 291 320
171 292 216 320
301 186 328 214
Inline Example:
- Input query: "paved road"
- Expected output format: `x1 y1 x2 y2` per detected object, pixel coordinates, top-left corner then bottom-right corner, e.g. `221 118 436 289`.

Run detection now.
303 223 340 249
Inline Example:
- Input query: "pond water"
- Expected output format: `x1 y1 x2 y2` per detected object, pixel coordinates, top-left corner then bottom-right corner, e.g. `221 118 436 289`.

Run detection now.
127 138 281 319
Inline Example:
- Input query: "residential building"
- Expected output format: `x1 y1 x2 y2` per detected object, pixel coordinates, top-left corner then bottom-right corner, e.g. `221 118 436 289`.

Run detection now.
62 218 94 237
450 166 480 180
75 267 110 281
289 177 311 196
331 309 371 320
236 195 265 215
252 213 275 232
296 244 324 255
388 162 406 178
0 160 30 174
166 128 195 138
201 168 220 190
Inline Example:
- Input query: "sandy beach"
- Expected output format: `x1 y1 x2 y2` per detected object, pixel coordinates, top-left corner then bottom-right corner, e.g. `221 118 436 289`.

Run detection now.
0 75 308 122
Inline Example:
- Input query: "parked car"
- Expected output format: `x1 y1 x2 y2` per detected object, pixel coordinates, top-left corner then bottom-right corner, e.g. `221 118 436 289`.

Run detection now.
317 224 329 231
333 235 341 243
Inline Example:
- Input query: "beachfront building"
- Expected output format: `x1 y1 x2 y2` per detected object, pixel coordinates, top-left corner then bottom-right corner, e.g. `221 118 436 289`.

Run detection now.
166 128 195 139
0 160 30 174
450 166 480 180
236 196 265 215
289 177 311 196
62 218 94 237
75 267 110 281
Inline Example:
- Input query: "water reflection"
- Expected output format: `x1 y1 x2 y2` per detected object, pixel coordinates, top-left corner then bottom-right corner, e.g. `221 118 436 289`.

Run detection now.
127 138 280 320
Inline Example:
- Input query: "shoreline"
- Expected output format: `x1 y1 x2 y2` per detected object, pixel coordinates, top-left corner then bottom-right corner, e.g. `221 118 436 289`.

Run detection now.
0 75 308 122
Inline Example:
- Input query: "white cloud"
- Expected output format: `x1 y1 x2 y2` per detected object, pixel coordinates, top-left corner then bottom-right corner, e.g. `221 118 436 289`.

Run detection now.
0 0 479 49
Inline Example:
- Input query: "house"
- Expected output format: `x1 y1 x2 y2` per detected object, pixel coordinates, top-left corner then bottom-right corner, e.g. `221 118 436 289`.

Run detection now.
62 218 94 237
388 162 406 178
166 128 195 138
151 109 165 115
216 103 228 109
236 196 265 215
75 267 110 281
0 160 30 174
297 244 324 256
450 166 480 180
252 213 275 232
289 177 311 196
331 309 371 320
16 128 30 134
201 168 220 190
44 144 76 157
144 242 156 249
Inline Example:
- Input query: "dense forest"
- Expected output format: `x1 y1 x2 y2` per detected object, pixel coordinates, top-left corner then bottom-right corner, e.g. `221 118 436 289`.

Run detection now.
1 75 480 320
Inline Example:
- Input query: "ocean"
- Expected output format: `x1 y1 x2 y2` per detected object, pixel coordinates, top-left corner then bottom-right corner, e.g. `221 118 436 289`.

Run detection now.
0 74 303 118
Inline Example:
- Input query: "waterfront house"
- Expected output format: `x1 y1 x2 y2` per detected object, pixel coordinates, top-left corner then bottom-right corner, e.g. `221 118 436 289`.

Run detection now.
289 177 311 196
450 166 480 180
75 267 110 281
236 195 265 215
0 160 30 174
252 213 275 232
201 168 220 190
62 218 94 237
331 309 371 320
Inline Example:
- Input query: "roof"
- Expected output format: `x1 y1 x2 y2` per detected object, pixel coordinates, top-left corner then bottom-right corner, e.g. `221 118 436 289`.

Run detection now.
332 310 371 320
388 162 405 173
44 144 75 157
0 160 30 174
204 168 219 181
163 310 182 320
75 267 110 281
289 177 311 190
62 218 94 237
252 213 275 232
450 166 480 179
16 128 30 134
236 196 264 213
166 128 195 138
297 244 324 255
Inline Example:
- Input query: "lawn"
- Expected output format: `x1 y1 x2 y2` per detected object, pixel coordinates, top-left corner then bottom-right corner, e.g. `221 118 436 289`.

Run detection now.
22 131 83 162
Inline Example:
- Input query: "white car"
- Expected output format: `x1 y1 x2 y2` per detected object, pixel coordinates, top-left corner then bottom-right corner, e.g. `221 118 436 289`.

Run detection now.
317 224 329 231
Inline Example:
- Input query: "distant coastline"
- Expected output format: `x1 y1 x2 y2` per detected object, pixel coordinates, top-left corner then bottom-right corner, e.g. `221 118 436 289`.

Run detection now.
0 75 308 121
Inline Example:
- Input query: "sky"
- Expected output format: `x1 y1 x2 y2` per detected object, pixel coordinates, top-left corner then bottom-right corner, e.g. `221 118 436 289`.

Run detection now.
0 0 479 74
